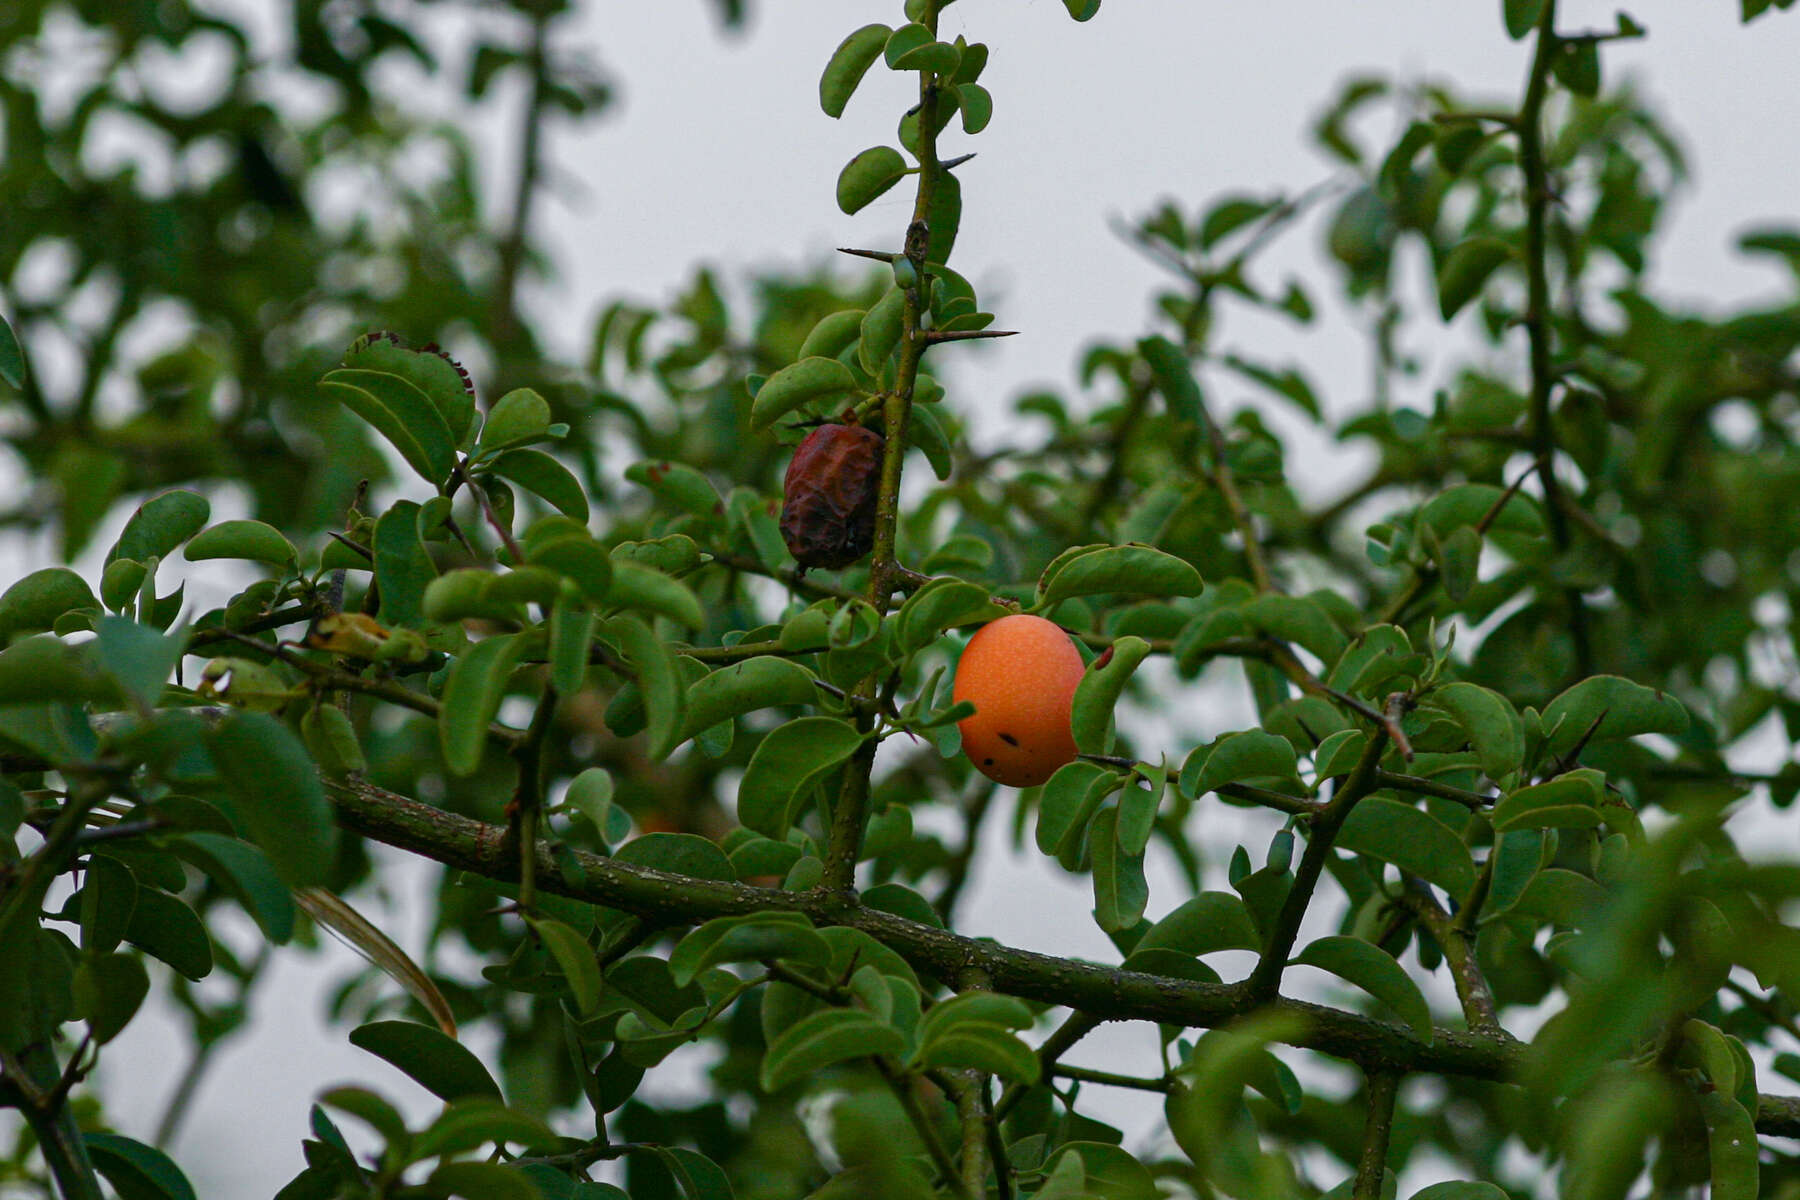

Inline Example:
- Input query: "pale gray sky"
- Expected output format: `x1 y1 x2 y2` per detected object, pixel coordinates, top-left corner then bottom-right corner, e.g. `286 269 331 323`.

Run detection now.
17 2 1800 1195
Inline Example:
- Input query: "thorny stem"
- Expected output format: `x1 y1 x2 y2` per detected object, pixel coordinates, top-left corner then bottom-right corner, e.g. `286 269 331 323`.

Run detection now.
1245 730 1391 1003
958 1071 989 1199
1 1045 103 1200
1353 1071 1401 1200
994 1012 1102 1122
492 7 550 351
1397 879 1502 1035
511 685 560 913
1050 1064 1171 1092
823 4 946 893
455 460 527 567
1518 0 1592 678
874 1058 972 1200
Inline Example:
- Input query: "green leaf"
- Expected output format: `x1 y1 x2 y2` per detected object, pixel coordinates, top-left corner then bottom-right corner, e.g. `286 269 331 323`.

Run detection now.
78 855 136 955
1138 335 1203 424
530 535 613 603
654 1146 737 1200
169 832 296 943
0 569 98 637
1436 236 1513 320
820 24 892 117
760 1007 906 1092
605 616 686 760
668 912 831 987
528 916 602 1015
124 888 212 980
1136 892 1261 957
836 146 909 215
373 500 436 629
0 636 117 705
1185 729 1305 798
321 368 456 483
615 832 735 880
423 569 518 624
680 657 818 746
207 711 338 885
1071 636 1149 755
1503 0 1547 38
1490 776 1603 832
94 616 183 709
859 286 906 376
605 560 704 630
1553 38 1601 97
350 1020 503 1102
625 460 725 521
895 578 1001 654
73 951 150 1044
1063 0 1102 19
1418 482 1544 538
1292 935 1432 1042
486 449 590 521
0 923 73 1052
183 520 297 566
415 1097 559 1158
957 82 993 134
1335 797 1477 896
883 23 932 69
1431 523 1482 601
1039 544 1203 605
1541 674 1689 757
319 1085 408 1143
1036 760 1114 858
737 716 865 837
0 312 23 388
1092 806 1149 933
107 490 210 567
1701 1091 1759 1200
916 1024 1040 1082
563 767 614 836
425 1161 538 1200
478 387 552 452
1433 681 1524 779
1241 593 1349 664
1507 867 1604 926
438 634 525 776
1220 355 1322 421
749 356 858 431
798 309 867 360
917 991 1032 1042
344 334 475 445
84 1132 197 1200
549 595 595 695
1409 1185 1509 1200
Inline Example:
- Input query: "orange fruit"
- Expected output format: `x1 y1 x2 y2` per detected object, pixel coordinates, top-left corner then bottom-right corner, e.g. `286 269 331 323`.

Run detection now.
952 614 1085 787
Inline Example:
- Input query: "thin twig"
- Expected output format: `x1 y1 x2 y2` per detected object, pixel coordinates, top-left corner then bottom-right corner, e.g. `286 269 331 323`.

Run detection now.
1352 1071 1401 1200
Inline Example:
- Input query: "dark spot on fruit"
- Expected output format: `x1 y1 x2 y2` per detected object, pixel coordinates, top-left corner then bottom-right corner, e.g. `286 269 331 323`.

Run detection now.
983 758 994 766
998 732 1019 747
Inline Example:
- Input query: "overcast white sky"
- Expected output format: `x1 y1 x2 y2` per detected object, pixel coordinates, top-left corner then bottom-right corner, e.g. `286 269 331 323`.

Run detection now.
19 2 1800 1195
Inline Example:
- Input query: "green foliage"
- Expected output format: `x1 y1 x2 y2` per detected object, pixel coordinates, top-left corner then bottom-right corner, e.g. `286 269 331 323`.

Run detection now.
5 1 1800 1198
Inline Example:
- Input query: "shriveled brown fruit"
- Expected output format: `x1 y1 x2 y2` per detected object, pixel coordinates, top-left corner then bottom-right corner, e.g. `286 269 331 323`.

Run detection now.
780 422 884 570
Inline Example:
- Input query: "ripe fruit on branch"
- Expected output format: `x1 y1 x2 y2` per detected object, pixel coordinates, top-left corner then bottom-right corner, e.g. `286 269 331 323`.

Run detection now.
953 614 1085 788
780 422 884 570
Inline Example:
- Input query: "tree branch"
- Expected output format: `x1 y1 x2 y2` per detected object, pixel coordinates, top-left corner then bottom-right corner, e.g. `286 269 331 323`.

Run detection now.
320 774 1800 1135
